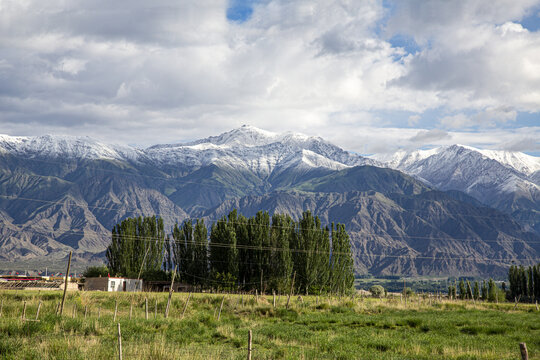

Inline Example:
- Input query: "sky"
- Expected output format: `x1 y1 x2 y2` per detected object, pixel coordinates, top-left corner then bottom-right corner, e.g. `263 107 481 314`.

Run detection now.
0 0 539 155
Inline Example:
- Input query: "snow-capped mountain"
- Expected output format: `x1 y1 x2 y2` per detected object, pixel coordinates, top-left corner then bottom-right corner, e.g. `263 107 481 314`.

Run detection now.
0 134 142 162
145 125 376 175
373 145 540 178
372 145 540 233
0 125 376 175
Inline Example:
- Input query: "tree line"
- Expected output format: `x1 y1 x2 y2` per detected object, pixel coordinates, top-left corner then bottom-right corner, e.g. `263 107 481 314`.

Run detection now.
507 264 540 302
105 210 355 295
447 278 503 302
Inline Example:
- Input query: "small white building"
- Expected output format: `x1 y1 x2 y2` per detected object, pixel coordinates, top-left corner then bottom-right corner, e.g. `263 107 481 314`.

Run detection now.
84 277 142 292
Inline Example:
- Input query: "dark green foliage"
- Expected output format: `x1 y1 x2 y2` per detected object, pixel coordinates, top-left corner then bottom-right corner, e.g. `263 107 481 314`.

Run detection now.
473 281 479 300
458 279 466 300
291 211 331 295
209 214 238 284
448 285 456 299
507 263 540 302
268 213 294 293
466 281 473 300
488 279 497 302
82 265 109 278
106 209 354 295
369 285 385 297
481 280 488 301
106 216 165 278
330 223 355 295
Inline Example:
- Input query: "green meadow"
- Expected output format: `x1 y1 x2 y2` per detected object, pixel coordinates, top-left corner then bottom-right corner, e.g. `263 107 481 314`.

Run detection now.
0 290 538 359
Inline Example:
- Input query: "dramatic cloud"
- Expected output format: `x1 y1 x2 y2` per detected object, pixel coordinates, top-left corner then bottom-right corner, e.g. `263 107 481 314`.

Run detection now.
0 0 538 154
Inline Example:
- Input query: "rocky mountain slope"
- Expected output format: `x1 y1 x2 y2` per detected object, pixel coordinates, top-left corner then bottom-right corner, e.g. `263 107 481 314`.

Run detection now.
371 145 540 234
0 127 538 276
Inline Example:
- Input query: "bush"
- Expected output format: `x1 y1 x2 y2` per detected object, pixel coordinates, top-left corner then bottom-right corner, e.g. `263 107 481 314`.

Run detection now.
82 265 109 278
369 285 385 298
403 287 414 296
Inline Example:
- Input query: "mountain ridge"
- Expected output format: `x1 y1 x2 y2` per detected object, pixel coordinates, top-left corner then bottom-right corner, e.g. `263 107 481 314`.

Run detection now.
0 127 538 276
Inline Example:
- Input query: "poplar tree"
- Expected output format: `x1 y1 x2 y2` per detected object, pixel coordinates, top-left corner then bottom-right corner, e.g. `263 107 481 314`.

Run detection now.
193 219 208 286
330 223 354 294
473 281 479 300
209 214 238 283
269 213 294 293
488 278 497 302
458 279 466 300
106 216 165 278
481 280 487 301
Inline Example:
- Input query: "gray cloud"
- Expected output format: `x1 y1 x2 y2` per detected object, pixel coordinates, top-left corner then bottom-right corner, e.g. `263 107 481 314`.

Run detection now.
500 137 540 152
409 129 452 143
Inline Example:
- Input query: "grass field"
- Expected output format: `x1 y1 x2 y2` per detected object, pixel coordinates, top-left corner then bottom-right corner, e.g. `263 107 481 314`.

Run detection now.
0 290 538 359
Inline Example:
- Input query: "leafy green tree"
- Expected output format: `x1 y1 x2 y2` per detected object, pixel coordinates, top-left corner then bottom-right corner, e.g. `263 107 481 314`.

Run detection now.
488 278 497 302
292 211 330 295
209 214 238 284
106 216 165 278
83 265 109 278
473 281 479 300
269 213 294 293
370 285 385 298
192 219 208 286
458 279 466 300
481 280 488 301
330 223 354 294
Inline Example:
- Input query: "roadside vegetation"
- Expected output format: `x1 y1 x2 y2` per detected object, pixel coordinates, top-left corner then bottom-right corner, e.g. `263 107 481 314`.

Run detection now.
0 290 538 359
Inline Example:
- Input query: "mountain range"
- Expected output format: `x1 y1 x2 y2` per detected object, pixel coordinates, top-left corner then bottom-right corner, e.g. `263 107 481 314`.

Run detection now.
0 125 538 276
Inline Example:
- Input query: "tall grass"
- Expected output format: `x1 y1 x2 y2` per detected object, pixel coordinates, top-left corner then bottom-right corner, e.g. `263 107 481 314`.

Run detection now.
0 290 538 359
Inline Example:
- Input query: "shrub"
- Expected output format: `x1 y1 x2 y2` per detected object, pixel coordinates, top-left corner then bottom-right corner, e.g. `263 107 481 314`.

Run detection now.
369 285 385 298
403 287 414 296
82 265 109 278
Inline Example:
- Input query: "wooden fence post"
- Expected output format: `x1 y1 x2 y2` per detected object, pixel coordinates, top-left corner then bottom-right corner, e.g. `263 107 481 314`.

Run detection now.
35 301 42 320
72 304 76 318
181 293 191 319
145 297 148 320
273 291 276 308
129 303 133 320
117 322 123 360
286 272 296 309
520 342 528 360
22 301 27 321
247 329 252 360
0 299 3 317
165 266 176 319
59 251 72 316
114 300 118 321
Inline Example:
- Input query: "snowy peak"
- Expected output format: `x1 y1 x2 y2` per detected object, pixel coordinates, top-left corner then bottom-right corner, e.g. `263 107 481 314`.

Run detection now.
475 148 540 176
0 134 141 161
373 144 540 177
191 125 280 147
144 126 375 173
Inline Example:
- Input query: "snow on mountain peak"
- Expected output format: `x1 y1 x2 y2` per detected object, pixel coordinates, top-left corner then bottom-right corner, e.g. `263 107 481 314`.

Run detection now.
0 133 141 161
373 144 540 177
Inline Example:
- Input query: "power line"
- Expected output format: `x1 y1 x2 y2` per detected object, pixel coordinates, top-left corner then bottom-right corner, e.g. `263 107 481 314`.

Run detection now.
14 214 540 245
